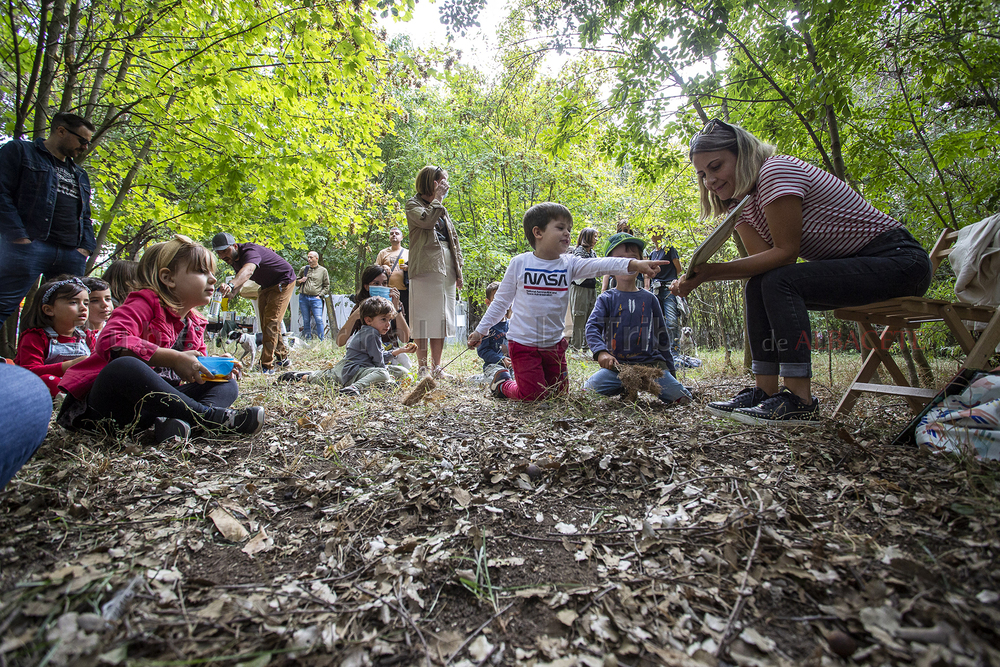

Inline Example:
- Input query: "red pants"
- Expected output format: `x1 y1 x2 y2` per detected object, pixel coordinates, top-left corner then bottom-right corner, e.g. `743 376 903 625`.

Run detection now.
500 338 569 401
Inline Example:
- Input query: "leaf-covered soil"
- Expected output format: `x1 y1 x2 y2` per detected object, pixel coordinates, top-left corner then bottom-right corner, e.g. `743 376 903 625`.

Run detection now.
1 345 998 667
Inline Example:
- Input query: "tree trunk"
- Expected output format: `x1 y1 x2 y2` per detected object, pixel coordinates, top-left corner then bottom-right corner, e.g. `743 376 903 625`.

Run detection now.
87 91 177 272
58 0 82 112
16 0 51 138
33 0 68 136
908 329 934 386
899 331 919 387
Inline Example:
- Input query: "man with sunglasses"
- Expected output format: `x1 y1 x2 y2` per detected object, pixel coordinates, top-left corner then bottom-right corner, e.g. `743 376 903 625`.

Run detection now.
0 112 97 330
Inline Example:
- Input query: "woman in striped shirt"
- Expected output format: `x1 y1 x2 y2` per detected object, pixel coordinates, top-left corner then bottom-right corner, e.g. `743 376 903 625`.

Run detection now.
672 119 932 425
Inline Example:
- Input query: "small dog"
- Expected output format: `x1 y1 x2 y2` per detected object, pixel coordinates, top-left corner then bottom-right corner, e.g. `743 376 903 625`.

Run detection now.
678 326 697 356
227 329 258 369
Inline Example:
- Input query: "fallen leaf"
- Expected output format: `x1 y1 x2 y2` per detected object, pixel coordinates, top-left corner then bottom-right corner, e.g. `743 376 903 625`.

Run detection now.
209 507 249 542
242 526 275 556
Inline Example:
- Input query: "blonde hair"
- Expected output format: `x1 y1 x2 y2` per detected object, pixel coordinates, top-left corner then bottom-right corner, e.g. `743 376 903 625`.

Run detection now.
689 120 775 219
137 235 216 313
415 165 446 197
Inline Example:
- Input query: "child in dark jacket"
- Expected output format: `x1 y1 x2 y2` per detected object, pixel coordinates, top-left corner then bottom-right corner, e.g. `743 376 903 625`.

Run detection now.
584 233 692 404
476 282 510 375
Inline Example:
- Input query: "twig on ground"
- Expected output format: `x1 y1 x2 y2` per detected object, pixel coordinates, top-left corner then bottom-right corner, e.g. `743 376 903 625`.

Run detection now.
445 601 515 666
715 496 765 658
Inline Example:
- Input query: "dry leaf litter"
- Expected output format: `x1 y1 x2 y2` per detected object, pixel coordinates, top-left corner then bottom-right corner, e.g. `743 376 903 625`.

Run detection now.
0 346 997 667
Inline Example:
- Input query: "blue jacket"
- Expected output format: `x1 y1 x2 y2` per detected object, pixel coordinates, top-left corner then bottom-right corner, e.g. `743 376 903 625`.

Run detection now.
585 288 676 372
0 138 95 251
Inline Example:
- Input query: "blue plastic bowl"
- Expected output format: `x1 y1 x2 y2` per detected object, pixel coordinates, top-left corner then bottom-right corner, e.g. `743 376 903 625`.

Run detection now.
198 356 235 378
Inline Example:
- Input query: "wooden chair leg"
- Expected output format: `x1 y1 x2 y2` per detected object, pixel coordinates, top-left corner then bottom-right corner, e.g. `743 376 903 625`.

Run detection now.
834 324 925 417
962 310 1000 371
834 325 894 417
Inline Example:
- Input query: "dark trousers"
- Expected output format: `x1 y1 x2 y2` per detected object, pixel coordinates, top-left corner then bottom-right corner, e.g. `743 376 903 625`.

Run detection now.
0 239 86 328
745 228 932 378
83 356 238 431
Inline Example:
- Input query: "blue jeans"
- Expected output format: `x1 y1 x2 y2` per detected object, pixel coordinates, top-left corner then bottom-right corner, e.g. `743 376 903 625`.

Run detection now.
0 365 52 489
657 290 681 355
0 239 86 328
299 294 324 340
584 366 691 403
745 228 932 378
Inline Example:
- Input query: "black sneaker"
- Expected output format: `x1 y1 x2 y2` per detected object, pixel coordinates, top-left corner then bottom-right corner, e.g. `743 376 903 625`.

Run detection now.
490 369 511 399
706 387 770 419
339 384 360 396
277 371 310 383
154 418 190 444
731 388 820 426
206 406 265 435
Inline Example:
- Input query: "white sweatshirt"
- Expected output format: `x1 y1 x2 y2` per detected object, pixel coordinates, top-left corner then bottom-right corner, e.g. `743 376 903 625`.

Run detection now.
476 252 631 348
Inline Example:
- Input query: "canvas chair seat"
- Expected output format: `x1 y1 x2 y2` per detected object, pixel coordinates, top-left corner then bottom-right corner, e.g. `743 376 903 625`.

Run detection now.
832 227 1000 417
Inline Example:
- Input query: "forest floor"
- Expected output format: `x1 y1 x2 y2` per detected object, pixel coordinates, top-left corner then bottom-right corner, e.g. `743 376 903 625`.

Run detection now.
0 343 998 667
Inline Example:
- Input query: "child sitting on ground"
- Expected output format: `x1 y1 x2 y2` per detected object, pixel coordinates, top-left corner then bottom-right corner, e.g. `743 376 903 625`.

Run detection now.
15 276 94 397
303 296 407 395
336 265 415 373
58 235 264 444
476 281 511 378
468 202 669 401
83 276 114 334
583 233 692 405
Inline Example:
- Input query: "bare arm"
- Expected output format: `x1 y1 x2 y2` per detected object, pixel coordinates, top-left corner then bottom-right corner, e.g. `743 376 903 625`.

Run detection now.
672 195 803 296
336 308 361 347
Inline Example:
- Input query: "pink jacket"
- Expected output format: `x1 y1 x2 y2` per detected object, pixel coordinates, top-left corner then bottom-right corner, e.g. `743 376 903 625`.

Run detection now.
60 289 207 399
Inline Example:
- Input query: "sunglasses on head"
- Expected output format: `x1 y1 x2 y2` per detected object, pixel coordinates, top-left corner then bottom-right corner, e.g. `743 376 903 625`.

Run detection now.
690 118 733 148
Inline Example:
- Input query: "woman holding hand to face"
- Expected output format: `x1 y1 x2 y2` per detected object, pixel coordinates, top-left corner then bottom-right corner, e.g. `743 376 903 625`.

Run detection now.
405 166 464 379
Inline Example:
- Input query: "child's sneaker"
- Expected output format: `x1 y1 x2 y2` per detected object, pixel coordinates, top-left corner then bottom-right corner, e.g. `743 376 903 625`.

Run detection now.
205 406 265 435
154 417 190 444
706 387 769 419
490 369 511 399
277 371 310 383
731 389 820 426
339 385 360 396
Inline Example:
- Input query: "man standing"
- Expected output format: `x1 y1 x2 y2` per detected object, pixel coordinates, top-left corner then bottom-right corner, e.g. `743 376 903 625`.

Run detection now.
375 227 409 322
213 233 296 374
0 113 96 329
296 250 330 341
646 228 685 356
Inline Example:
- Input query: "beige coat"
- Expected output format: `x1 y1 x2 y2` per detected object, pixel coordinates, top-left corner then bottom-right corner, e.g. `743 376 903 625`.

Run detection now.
405 194 464 282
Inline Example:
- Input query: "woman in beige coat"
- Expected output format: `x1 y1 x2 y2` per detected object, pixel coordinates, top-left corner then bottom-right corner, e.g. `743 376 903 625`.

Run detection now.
405 166 464 378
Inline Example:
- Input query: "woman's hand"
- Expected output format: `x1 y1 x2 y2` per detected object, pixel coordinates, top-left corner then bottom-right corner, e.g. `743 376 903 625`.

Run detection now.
389 287 401 308
456 275 463 291
670 268 707 298
434 179 449 201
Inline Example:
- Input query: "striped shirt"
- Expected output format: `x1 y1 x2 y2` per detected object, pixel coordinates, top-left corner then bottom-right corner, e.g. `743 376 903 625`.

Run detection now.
736 155 901 261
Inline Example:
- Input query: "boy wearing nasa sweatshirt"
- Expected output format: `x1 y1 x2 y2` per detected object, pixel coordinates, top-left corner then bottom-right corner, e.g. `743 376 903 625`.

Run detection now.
468 203 669 401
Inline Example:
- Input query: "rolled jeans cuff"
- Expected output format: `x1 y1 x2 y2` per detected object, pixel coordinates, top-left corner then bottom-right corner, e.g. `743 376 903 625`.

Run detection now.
751 360 780 376
779 362 811 378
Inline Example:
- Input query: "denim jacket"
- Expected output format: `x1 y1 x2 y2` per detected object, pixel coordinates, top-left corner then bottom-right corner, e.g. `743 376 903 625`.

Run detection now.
0 138 95 251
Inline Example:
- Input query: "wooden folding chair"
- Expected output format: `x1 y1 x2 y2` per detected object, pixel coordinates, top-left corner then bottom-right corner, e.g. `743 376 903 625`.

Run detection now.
832 228 1000 417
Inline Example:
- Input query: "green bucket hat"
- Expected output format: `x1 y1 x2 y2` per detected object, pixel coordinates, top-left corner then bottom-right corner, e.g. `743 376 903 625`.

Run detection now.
603 232 646 257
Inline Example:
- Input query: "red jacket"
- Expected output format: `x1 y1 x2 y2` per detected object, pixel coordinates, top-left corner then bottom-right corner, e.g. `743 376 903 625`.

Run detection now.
15 327 95 396
60 289 207 399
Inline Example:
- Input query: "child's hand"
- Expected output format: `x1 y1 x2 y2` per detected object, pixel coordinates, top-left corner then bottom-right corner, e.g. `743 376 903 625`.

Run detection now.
174 350 208 384
628 259 669 278
596 351 617 370
230 357 244 381
467 331 483 349
63 355 88 371
502 357 512 369
401 341 418 354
